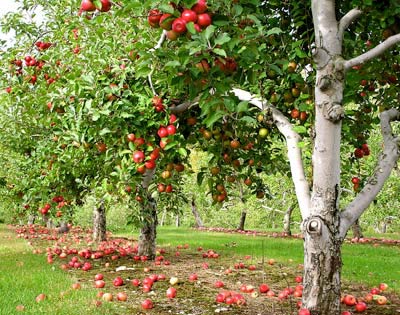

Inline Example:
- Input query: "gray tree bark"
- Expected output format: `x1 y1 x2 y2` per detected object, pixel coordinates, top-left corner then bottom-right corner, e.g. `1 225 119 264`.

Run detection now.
351 219 364 239
138 197 157 259
191 198 203 228
283 206 294 236
93 200 106 242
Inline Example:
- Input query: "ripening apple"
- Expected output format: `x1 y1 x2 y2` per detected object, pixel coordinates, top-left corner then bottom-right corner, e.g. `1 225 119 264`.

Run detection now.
354 301 367 312
96 0 111 12
192 0 207 14
166 287 177 299
172 18 187 34
148 9 162 27
132 151 145 163
141 298 153 309
80 0 96 12
116 292 127 301
197 13 212 28
181 9 197 23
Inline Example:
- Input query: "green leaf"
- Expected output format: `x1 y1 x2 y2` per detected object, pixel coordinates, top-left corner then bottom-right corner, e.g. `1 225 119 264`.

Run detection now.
213 48 227 57
197 172 205 185
237 101 249 113
293 125 307 134
266 27 283 36
203 25 215 41
215 33 231 46
203 111 224 128
99 128 111 136
178 148 187 157
165 60 181 68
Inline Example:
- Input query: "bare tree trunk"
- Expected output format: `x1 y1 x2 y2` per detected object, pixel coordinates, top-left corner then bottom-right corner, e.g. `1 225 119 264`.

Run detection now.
93 200 106 242
57 221 69 234
28 214 36 225
138 197 157 259
191 198 203 228
237 211 247 231
159 209 167 226
175 215 180 227
283 206 294 235
351 219 363 238
46 218 55 229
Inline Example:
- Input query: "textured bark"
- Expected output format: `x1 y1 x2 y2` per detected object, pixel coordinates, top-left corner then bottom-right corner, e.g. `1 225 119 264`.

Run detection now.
283 206 294 236
237 211 247 231
93 200 106 242
351 220 364 239
57 221 69 234
191 199 203 228
138 198 157 260
28 214 36 225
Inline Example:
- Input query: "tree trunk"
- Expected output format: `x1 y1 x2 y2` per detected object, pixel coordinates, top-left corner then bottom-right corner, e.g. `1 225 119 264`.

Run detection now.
283 206 294 236
175 214 180 227
303 220 343 314
28 214 36 225
57 221 69 234
191 198 203 228
138 197 157 259
237 210 247 231
351 219 363 238
159 209 167 226
93 200 106 242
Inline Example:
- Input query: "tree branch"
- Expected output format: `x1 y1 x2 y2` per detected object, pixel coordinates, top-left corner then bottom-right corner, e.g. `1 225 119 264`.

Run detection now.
231 88 311 218
170 97 199 114
337 8 362 40
148 30 167 95
339 108 400 238
344 34 400 71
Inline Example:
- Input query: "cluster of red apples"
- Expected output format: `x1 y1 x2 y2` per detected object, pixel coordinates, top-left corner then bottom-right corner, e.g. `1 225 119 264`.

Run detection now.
148 0 212 41
79 0 111 14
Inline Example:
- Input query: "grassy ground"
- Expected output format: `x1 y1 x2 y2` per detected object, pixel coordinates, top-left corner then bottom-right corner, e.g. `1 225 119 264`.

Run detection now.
1 224 399 315
0 225 118 315
119 226 400 292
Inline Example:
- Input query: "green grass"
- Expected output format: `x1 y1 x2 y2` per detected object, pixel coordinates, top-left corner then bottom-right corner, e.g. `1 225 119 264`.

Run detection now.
121 226 400 292
0 225 118 315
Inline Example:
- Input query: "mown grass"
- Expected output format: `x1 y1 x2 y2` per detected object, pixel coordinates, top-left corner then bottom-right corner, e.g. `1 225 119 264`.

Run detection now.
0 225 119 315
120 226 400 292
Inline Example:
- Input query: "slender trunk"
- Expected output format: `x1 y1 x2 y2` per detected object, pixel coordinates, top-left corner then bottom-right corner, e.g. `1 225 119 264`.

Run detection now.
93 200 106 242
159 209 167 226
283 206 294 235
191 198 203 228
237 211 247 231
138 197 157 259
175 215 180 227
57 221 69 234
351 219 363 238
28 214 36 225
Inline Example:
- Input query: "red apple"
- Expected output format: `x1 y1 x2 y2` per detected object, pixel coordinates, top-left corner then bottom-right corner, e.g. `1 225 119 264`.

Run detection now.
148 9 162 27
113 276 124 287
141 298 153 309
298 309 311 315
116 292 127 301
172 18 187 34
197 13 212 28
95 280 105 288
259 284 270 293
354 301 367 312
160 14 174 30
102 292 113 302
181 9 197 23
191 0 207 14
96 0 111 12
343 294 357 306
132 151 145 163
80 0 96 12
166 287 177 299
379 283 388 291
166 124 176 135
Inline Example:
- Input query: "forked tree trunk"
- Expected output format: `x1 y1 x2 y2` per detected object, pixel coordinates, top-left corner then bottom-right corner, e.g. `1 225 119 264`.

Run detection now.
191 198 203 228
351 219 363 238
237 210 247 231
93 200 106 242
138 197 157 260
283 206 294 235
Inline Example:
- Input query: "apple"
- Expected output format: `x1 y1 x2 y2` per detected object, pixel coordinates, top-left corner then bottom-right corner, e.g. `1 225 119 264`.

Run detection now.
379 283 388 291
95 280 105 288
102 293 113 302
192 0 207 14
131 279 140 287
354 301 367 312
160 14 174 30
343 294 356 306
35 293 46 302
116 292 127 301
166 287 177 299
259 128 269 138
370 287 380 295
214 280 224 288
376 295 387 305
72 283 81 290
341 311 352 315
127 133 135 142
298 309 311 315
132 151 145 163
169 277 179 285
96 0 111 12
113 276 124 287
157 126 168 138
354 148 364 158
148 9 162 27
141 298 153 309
145 159 156 169
197 13 212 28
189 273 198 281
166 124 177 135
166 30 179 41
80 0 96 12
259 284 270 293
181 9 197 23
172 18 187 34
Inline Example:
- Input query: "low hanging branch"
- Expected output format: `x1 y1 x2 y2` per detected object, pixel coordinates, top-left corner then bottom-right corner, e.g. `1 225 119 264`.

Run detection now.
344 34 400 71
148 30 167 95
339 108 400 238
337 8 362 40
231 88 311 218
